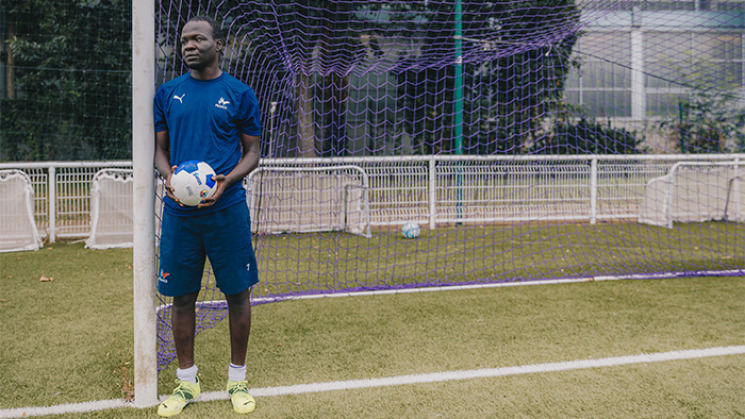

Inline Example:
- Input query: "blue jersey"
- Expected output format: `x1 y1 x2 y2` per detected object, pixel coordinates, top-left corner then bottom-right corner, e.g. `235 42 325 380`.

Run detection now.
154 72 261 216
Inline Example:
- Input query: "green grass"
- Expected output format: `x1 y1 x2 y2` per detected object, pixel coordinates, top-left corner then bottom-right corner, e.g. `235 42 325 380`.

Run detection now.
1 242 744 418
253 221 745 297
0 244 135 406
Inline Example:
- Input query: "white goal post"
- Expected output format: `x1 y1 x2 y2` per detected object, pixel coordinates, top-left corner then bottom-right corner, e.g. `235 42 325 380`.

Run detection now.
0 169 43 253
132 0 158 407
639 161 745 228
247 165 372 237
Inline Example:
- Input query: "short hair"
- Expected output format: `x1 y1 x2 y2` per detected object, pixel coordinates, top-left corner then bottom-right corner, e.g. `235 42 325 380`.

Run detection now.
185 15 225 44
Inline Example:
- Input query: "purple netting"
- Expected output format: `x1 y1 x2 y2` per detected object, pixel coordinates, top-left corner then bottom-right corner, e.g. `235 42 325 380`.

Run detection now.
154 0 745 371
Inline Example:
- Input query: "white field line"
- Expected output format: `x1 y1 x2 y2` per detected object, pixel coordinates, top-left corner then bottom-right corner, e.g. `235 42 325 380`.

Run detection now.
2 345 744 418
155 269 745 311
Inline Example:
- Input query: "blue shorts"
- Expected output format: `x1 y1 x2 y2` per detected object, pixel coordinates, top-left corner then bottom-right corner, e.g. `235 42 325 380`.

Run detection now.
158 202 259 297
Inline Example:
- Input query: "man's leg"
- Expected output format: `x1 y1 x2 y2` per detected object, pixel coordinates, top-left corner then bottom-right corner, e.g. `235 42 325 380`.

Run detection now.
159 291 202 417
225 288 256 413
172 291 200 369
206 203 257 413
225 288 252 365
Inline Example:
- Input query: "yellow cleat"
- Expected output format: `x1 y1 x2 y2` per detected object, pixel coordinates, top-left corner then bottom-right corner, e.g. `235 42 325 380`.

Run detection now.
227 380 256 414
157 378 201 417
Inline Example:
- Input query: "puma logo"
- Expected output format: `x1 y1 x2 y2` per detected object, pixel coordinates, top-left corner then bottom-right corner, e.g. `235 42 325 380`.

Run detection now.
172 94 186 104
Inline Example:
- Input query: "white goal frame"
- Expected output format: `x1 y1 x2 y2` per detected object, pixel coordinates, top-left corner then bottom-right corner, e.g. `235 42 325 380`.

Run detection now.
0 169 43 253
247 165 372 238
85 169 135 249
639 160 745 228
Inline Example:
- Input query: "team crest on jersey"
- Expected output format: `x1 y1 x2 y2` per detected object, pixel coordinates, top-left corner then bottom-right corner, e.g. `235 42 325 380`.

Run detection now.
215 97 230 110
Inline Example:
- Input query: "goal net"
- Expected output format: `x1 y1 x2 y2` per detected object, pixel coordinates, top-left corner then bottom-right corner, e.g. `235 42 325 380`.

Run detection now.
149 0 745 372
639 162 745 228
0 170 42 253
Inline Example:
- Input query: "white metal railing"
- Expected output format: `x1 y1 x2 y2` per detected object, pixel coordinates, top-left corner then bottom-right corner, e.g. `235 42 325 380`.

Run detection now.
0 161 132 242
2 154 743 243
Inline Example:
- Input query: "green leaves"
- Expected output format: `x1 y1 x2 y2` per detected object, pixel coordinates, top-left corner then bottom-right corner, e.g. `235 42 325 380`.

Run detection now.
2 0 131 161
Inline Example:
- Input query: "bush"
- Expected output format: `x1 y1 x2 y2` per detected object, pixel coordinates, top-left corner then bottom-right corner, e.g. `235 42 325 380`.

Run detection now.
532 118 645 155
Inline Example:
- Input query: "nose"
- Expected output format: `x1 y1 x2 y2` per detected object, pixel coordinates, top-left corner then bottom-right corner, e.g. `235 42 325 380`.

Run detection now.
182 39 196 51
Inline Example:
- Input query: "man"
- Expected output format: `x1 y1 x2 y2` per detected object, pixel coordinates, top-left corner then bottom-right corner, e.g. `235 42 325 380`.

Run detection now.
153 15 261 417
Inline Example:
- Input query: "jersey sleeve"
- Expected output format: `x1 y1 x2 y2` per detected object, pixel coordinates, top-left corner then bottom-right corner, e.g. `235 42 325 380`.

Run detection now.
153 86 169 133
238 87 262 136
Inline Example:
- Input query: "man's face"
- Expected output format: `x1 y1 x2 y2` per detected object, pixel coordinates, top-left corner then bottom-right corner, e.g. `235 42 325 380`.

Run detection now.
180 20 222 70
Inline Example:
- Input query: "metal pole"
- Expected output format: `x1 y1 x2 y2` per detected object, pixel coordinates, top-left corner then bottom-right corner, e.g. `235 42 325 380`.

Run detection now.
679 101 686 153
268 101 277 158
429 157 436 230
454 0 464 221
48 166 56 243
132 0 158 408
454 0 464 155
590 157 597 224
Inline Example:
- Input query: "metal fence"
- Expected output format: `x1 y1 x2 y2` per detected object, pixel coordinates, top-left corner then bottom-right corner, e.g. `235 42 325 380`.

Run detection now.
2 154 743 243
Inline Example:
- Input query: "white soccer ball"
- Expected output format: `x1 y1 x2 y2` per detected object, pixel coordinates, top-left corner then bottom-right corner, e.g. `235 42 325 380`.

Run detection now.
401 221 420 239
170 160 217 206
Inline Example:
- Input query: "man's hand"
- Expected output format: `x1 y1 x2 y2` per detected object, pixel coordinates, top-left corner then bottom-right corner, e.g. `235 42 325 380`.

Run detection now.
197 174 227 208
164 165 185 207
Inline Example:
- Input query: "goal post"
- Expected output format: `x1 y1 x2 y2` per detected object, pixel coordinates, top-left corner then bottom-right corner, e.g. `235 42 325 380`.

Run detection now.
132 0 158 408
639 161 745 228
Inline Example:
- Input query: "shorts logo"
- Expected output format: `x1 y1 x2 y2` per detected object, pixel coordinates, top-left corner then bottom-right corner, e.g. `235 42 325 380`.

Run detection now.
158 269 170 283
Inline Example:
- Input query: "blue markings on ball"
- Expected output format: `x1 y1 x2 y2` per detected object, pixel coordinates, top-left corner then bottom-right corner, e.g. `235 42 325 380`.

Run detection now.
175 160 200 175
402 221 420 239
205 174 216 189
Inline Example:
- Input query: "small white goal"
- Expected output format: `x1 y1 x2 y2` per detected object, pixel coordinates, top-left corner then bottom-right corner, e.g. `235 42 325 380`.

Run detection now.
247 165 372 237
639 161 745 228
0 169 43 252
86 169 134 249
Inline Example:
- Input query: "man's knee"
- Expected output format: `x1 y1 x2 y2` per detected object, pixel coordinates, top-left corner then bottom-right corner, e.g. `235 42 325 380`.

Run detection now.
172 291 199 311
225 288 251 309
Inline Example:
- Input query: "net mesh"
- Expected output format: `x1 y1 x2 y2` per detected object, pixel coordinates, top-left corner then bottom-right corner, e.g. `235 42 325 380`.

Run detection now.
147 0 745 370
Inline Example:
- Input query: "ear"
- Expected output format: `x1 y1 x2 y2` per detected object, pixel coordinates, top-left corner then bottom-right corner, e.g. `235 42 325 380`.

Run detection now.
216 38 225 54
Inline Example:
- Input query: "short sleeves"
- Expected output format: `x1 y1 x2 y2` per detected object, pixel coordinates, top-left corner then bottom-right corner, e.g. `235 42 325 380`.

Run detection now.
153 86 170 133
238 88 262 136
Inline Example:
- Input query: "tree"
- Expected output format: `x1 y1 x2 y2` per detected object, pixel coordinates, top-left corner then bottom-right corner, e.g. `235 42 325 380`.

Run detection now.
659 89 745 154
1 0 131 161
225 1 372 158
393 0 580 155
531 117 646 154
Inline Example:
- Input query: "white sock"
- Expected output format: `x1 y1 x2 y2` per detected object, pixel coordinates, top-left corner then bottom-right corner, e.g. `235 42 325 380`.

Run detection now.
176 365 198 383
229 363 247 382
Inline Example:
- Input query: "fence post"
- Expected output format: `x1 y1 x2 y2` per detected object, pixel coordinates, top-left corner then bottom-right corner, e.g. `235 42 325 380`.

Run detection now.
590 157 598 224
48 166 57 243
429 157 436 230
